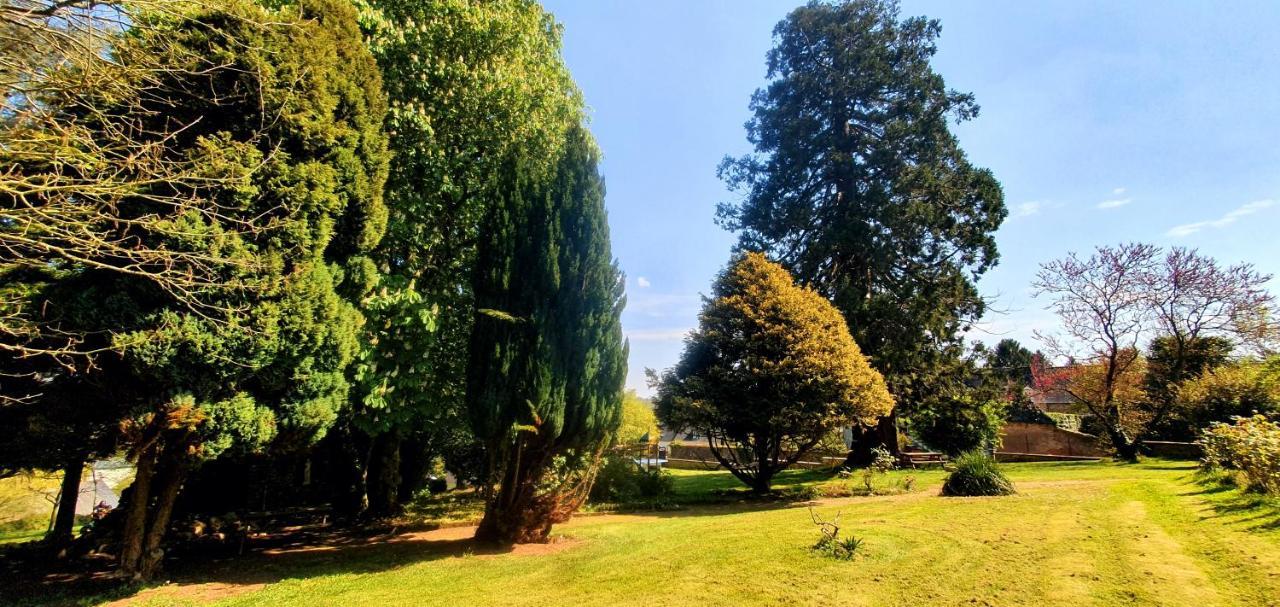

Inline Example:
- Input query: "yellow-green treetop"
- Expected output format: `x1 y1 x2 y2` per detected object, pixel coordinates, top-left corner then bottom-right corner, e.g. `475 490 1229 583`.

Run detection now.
654 252 892 491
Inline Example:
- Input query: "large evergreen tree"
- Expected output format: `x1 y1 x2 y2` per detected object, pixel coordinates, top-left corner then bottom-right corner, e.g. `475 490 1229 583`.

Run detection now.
716 0 1006 453
0 0 389 578
467 126 626 544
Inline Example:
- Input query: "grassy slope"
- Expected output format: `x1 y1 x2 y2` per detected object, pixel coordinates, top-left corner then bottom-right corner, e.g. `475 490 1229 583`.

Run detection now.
108 460 1280 607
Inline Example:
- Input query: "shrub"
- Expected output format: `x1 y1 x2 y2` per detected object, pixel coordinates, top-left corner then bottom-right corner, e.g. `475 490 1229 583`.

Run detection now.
1200 415 1280 495
941 451 1015 496
589 456 673 503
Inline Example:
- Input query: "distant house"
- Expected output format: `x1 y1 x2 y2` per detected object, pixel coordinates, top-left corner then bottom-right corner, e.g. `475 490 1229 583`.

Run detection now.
1026 387 1088 415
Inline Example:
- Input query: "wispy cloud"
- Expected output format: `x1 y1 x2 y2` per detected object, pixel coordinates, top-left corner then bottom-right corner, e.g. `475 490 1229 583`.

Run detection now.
1113 187 1127 195
1014 201 1046 217
1166 199 1276 237
1097 197 1132 210
625 328 691 342
626 292 702 319
636 276 651 288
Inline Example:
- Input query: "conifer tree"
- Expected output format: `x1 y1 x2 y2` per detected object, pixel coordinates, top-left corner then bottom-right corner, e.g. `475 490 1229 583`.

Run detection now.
467 126 626 544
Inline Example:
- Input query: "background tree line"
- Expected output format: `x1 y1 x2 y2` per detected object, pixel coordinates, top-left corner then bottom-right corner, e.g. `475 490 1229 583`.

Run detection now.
0 0 625 577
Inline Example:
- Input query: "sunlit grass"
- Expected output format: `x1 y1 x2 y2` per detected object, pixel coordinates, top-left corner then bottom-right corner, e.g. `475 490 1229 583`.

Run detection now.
101 459 1280 607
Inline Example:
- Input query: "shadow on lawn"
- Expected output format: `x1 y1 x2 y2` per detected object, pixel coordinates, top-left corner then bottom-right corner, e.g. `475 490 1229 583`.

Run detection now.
4 496 828 606
1 524 526 607
1182 482 1280 533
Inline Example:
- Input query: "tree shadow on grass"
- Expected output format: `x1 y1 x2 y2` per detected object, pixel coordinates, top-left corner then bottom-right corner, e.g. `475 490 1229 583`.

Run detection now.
1181 482 1280 533
1 523 522 607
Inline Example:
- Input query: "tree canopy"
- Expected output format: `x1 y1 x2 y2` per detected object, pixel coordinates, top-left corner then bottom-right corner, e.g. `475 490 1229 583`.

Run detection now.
716 0 1006 421
653 252 893 492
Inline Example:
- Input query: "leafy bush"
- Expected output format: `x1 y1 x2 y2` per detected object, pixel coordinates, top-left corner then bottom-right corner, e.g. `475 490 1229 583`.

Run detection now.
941 451 1015 496
589 456 673 503
1200 415 1280 495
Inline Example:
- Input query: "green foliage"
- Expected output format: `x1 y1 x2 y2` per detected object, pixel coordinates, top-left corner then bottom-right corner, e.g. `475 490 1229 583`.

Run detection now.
468 126 626 452
1143 335 1234 438
467 125 626 541
350 0 584 435
716 0 1006 415
941 451 1015 497
988 339 1036 388
1177 360 1280 432
1200 415 1280 495
589 457 673 504
908 386 1007 456
614 391 659 445
654 252 893 492
110 0 389 450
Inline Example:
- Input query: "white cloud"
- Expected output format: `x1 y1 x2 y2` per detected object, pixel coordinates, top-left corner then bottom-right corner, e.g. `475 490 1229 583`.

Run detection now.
1097 197 1132 210
1166 199 1276 237
1113 187 1127 195
636 276 651 288
625 328 691 342
1014 201 1045 217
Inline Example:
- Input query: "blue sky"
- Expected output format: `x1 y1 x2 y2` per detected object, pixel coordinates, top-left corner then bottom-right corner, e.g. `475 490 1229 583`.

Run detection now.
541 0 1280 396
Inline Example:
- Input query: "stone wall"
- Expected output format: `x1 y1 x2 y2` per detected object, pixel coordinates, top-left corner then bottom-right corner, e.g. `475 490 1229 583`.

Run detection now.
997 421 1109 458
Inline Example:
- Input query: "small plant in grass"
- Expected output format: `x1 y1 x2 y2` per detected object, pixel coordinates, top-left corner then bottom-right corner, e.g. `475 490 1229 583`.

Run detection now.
862 446 897 493
898 474 917 493
808 507 862 560
941 451 1015 496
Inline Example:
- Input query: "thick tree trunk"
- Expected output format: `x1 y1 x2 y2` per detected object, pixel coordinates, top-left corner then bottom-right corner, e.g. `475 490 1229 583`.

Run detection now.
48 455 85 546
749 473 773 494
843 414 899 468
118 449 156 579
365 432 402 518
1109 424 1140 463
474 441 558 545
397 434 433 503
137 458 186 580
329 425 370 519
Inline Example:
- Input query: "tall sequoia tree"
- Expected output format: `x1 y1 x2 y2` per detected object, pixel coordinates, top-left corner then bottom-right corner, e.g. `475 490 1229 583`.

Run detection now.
0 0 389 578
467 126 626 545
716 0 1006 455
652 253 893 492
339 0 583 515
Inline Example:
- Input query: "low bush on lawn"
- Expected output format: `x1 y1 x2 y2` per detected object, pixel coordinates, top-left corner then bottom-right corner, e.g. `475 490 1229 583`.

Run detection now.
1200 414 1280 495
941 451 1015 496
590 456 674 504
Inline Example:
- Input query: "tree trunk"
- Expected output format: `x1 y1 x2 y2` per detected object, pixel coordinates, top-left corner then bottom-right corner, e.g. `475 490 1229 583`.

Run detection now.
118 448 156 579
1107 423 1140 463
48 454 86 546
328 425 370 519
749 473 773 494
843 414 899 468
474 440 558 545
366 432 402 518
137 457 186 580
397 434 434 503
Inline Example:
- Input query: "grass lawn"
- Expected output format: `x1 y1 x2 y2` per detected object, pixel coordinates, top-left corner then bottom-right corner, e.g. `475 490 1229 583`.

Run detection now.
25 460 1280 607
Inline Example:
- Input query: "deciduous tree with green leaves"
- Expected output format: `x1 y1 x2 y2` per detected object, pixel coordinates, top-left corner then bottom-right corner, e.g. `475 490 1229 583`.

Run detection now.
337 0 584 515
652 253 893 493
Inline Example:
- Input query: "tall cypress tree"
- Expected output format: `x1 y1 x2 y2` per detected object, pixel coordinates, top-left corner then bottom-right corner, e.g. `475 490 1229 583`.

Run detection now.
467 126 626 544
